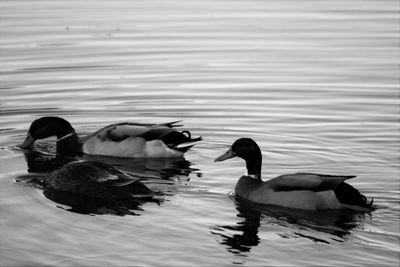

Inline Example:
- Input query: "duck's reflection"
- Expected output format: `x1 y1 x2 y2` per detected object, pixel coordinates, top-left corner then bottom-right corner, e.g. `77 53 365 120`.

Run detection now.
211 201 261 254
19 148 201 216
24 150 76 173
43 189 161 216
211 196 369 255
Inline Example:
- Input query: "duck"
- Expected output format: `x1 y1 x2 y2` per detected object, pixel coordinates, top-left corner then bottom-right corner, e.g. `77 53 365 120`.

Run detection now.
14 160 160 215
25 160 155 199
214 138 374 211
19 116 202 158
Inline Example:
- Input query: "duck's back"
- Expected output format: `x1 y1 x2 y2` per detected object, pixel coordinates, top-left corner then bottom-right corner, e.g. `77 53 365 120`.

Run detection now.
45 162 111 192
44 161 151 199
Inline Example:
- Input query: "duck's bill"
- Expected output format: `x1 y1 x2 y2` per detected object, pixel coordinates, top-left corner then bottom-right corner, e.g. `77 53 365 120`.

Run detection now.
214 148 235 162
19 134 35 149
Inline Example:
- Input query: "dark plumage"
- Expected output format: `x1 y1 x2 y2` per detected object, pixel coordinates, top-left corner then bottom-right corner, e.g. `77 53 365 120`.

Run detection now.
41 161 153 199
14 160 161 215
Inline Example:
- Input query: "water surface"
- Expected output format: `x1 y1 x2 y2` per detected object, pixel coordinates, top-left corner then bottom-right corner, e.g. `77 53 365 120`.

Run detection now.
1 0 399 266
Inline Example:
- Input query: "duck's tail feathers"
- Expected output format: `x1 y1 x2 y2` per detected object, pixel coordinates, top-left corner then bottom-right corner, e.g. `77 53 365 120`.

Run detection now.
334 182 374 210
175 136 203 152
157 120 184 128
174 145 193 153
159 129 202 150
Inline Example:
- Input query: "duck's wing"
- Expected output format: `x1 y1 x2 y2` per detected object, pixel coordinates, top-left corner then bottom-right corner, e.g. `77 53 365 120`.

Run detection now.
82 121 181 142
87 123 152 142
86 161 138 186
96 171 138 186
87 122 188 141
87 122 201 151
93 163 154 195
105 120 183 128
153 120 183 128
269 173 356 192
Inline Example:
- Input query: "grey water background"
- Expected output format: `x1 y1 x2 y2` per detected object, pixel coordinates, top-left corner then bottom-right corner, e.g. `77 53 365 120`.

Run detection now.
0 0 399 266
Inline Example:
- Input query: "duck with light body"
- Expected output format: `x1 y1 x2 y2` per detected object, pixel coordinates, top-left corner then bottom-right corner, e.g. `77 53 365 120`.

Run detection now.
19 116 202 158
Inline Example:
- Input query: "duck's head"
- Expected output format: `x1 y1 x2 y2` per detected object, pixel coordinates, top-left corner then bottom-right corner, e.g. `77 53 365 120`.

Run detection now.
19 116 75 149
215 138 262 179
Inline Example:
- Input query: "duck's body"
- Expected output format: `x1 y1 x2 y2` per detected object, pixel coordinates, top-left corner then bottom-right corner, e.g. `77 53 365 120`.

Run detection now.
15 160 159 215
215 138 373 211
41 161 153 199
20 116 202 158
234 174 368 210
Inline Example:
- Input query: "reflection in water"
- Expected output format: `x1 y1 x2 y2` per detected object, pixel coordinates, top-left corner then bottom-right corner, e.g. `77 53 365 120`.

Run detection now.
24 150 77 173
212 201 261 255
23 141 200 181
42 189 159 216
211 196 369 255
16 144 201 216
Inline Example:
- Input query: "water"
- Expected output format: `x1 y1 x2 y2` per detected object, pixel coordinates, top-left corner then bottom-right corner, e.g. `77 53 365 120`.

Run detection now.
1 0 399 266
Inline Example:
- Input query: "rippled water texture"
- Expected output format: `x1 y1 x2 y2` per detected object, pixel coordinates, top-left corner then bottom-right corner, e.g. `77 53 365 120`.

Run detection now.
1 0 399 266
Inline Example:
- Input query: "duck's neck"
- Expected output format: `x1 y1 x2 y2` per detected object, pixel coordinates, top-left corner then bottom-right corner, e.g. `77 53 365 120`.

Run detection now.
244 154 262 181
50 119 80 153
42 117 75 139
56 132 81 153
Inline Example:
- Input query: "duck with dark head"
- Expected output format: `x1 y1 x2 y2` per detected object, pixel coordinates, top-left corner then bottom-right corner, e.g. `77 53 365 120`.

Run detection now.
216 138 262 180
215 138 374 211
21 117 80 153
19 116 202 158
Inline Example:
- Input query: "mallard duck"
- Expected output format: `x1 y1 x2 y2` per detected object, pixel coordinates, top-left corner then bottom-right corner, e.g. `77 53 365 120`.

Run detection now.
14 160 160 215
19 116 202 158
215 138 374 211
31 160 154 198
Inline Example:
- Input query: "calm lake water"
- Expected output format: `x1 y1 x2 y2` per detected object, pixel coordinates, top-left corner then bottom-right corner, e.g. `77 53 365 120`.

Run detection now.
1 0 399 266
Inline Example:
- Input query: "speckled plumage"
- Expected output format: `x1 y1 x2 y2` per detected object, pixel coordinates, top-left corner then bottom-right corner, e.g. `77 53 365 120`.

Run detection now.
42 161 153 199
